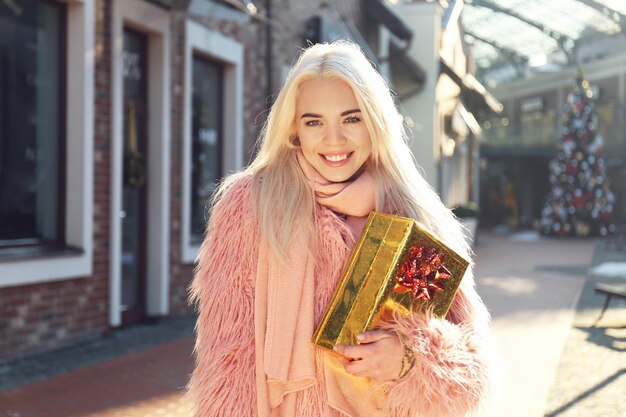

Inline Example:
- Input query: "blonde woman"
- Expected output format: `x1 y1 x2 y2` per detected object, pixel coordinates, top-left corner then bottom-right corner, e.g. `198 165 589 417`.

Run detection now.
187 41 499 417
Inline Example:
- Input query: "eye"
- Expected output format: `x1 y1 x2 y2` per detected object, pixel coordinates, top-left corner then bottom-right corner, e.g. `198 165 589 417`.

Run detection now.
344 115 361 124
304 119 321 127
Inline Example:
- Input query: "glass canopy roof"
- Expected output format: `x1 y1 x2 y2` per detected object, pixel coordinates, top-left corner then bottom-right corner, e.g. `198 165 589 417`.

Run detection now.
461 0 626 83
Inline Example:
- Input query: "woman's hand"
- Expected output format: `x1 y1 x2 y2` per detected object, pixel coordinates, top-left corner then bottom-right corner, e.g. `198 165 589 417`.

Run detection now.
334 329 405 383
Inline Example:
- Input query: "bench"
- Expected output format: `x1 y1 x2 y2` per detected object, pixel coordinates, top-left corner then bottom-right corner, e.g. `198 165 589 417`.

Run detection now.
594 283 626 325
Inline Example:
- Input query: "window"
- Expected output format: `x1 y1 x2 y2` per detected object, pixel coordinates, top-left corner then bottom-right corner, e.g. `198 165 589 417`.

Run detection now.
519 91 557 146
591 77 620 148
182 21 243 263
190 56 223 243
0 0 94 288
0 0 66 250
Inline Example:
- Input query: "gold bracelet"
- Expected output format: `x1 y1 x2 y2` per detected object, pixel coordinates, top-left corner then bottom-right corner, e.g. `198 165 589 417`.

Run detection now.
398 336 415 378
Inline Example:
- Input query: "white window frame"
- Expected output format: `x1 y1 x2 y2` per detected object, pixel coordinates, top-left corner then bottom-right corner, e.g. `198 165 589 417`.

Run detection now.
110 0 171 326
0 0 94 288
181 20 244 263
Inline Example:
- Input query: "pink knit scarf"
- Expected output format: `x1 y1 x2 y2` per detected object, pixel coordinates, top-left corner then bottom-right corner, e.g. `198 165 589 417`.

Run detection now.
254 152 376 416
297 151 376 235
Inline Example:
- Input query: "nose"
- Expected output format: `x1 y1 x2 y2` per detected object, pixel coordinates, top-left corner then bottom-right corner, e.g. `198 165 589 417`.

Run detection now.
324 123 346 145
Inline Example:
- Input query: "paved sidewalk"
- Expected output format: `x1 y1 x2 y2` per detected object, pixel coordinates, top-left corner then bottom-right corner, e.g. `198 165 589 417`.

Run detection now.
0 316 195 417
543 239 626 417
475 232 626 417
474 232 594 417
0 315 195 392
1 233 624 417
1 337 194 417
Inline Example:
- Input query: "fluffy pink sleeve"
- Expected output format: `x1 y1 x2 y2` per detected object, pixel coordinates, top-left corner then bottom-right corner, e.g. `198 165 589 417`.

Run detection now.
379 271 500 417
186 177 258 417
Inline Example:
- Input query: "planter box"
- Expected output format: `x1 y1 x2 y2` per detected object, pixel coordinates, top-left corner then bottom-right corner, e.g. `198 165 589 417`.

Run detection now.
460 217 478 247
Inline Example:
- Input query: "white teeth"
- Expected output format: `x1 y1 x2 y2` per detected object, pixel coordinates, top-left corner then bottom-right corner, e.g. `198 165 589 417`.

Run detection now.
324 153 349 162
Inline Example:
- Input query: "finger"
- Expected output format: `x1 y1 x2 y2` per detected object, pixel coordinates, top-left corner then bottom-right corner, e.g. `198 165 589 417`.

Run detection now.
344 358 372 377
333 344 350 358
344 358 388 382
356 329 394 344
335 344 364 360
342 343 385 362
334 344 345 356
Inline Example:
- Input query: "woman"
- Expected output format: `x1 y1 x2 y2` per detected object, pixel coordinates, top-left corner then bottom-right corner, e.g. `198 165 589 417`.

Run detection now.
187 41 499 417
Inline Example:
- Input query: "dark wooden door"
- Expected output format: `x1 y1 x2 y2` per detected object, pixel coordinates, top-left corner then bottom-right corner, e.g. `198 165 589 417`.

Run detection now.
121 28 148 326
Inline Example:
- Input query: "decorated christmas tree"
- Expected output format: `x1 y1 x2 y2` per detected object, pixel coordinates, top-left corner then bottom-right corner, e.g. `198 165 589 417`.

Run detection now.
540 72 615 237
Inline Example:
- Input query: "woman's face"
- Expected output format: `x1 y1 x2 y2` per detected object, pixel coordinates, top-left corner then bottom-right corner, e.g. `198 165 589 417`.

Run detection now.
295 78 372 183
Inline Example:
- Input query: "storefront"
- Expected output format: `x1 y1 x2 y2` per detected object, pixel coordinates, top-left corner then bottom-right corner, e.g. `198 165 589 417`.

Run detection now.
480 56 626 230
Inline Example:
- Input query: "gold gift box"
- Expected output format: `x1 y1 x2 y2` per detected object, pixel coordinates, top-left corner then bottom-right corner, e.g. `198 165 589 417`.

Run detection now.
312 212 469 351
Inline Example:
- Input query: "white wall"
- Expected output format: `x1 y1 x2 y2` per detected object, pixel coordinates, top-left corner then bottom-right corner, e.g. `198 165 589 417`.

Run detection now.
395 1 442 191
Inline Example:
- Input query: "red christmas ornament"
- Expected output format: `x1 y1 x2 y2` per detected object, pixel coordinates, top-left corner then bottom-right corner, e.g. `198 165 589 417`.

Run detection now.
395 246 452 301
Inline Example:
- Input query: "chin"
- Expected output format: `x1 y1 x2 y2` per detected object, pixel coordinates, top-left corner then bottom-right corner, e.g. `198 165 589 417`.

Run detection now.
321 171 357 183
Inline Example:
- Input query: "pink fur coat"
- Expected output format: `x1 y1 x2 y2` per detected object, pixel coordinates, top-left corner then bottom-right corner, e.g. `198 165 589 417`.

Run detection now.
187 176 499 417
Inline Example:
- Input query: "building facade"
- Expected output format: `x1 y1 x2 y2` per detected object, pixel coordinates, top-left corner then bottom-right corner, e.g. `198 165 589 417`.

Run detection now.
0 0 369 362
0 0 481 362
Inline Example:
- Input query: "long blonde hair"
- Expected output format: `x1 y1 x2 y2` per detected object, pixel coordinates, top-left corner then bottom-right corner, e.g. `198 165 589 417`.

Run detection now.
213 41 471 263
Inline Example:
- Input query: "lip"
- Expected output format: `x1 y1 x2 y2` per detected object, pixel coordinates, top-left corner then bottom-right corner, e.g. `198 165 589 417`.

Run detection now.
319 151 353 167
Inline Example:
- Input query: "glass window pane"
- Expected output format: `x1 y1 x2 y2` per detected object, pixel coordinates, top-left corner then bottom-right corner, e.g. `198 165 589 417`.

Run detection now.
0 0 64 245
190 55 223 242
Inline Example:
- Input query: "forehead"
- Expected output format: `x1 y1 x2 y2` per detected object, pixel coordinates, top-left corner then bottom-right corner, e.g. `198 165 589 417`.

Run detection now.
296 78 359 111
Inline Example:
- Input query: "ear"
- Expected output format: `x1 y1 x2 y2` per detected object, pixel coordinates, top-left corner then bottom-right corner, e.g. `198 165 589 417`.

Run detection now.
289 134 301 147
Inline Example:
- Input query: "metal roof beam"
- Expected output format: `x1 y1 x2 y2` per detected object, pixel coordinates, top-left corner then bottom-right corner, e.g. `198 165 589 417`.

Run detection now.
579 0 626 34
466 0 577 62
464 30 528 70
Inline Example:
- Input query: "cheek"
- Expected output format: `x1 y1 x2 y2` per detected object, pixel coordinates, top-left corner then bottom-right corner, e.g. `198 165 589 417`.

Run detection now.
298 136 321 166
358 131 373 156
297 130 318 153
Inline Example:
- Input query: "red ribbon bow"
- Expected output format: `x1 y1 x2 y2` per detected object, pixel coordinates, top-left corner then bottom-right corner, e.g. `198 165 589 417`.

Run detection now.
395 246 452 301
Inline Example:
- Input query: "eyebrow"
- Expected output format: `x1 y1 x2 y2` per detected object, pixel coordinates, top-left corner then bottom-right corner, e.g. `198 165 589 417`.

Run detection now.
300 108 361 119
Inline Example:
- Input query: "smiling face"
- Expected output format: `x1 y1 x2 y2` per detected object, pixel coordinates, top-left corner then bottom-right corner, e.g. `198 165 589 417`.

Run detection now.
295 78 373 183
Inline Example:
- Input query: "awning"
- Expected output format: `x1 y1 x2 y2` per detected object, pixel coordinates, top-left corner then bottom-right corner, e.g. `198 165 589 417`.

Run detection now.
456 101 483 137
147 0 193 10
389 39 426 97
363 0 413 42
440 58 503 114
360 0 424 95
304 15 379 64
481 144 555 158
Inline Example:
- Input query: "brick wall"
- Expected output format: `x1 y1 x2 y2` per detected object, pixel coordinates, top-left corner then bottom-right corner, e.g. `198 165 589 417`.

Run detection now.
0 0 113 364
0 279 108 362
169 5 270 315
168 11 189 316
167 8 266 314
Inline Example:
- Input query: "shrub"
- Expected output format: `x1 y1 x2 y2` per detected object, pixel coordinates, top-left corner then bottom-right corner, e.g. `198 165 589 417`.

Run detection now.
452 202 480 219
